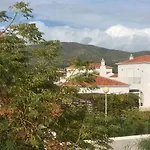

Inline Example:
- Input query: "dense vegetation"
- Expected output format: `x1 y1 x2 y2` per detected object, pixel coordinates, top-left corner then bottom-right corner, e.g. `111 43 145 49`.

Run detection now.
0 2 110 150
78 93 149 137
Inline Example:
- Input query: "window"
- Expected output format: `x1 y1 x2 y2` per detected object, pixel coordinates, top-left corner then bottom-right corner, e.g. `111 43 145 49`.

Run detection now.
129 89 139 92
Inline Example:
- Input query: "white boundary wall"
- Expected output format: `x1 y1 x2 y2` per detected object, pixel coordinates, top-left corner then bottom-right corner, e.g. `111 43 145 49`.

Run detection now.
110 134 150 150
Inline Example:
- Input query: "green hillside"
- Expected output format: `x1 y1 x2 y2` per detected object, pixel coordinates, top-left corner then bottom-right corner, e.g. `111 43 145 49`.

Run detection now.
59 42 150 68
29 42 150 72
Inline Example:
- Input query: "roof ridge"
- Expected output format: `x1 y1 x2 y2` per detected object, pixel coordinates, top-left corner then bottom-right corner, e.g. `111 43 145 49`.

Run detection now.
96 75 128 86
117 55 150 65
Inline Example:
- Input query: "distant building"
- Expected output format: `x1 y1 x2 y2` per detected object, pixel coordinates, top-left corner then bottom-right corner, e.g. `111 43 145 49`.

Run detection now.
65 59 114 78
63 55 150 110
63 59 129 97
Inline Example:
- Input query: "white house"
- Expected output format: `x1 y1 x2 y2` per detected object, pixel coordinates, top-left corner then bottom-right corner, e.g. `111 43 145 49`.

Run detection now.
116 55 150 110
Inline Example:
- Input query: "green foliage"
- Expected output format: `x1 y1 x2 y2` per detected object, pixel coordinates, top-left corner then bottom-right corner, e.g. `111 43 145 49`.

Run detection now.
13 2 33 19
80 112 112 150
0 2 110 150
120 108 148 136
78 93 139 114
0 11 11 22
2 2 148 150
78 93 149 137
48 102 112 150
0 2 69 149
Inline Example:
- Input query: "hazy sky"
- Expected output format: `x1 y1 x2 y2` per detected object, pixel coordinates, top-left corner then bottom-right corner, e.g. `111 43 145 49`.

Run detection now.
1 0 150 51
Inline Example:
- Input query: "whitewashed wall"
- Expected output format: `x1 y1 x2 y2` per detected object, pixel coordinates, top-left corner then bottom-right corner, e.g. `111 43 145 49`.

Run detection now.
118 63 150 85
117 63 150 109
110 134 150 150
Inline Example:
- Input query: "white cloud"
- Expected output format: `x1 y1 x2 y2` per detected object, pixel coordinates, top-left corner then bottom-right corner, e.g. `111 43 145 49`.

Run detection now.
1 0 150 51
0 0 19 9
34 21 150 51
1 0 150 29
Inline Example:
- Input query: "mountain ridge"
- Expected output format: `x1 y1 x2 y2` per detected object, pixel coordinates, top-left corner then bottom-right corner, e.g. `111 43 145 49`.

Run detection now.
59 42 150 67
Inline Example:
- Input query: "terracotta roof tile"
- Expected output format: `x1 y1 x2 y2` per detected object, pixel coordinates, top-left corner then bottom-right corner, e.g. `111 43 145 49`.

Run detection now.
89 63 113 69
64 76 128 87
117 55 150 65
95 76 128 86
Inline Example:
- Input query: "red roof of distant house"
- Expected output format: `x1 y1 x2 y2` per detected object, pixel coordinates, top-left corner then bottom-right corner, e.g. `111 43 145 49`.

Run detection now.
66 63 113 69
95 76 128 86
117 55 150 65
64 76 128 87
110 74 118 77
89 63 113 69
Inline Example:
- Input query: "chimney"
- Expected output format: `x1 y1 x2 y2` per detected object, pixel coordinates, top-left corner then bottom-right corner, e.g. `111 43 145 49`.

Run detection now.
129 54 134 60
101 58 105 66
100 58 107 77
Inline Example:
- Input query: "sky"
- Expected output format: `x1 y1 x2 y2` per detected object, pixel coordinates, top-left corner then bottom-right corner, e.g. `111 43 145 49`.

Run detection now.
1 0 150 51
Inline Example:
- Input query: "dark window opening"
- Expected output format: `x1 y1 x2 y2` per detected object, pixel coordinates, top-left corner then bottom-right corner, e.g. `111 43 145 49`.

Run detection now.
140 102 143 106
129 89 139 92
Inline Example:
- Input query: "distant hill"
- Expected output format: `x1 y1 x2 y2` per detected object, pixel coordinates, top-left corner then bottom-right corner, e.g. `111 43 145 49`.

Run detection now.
29 42 150 72
59 42 150 68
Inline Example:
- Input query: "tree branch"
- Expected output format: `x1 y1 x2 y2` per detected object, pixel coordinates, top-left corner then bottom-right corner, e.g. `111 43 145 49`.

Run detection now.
1 11 18 35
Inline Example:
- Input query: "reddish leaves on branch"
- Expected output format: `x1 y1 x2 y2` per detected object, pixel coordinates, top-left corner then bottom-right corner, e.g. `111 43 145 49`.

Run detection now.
0 107 14 121
46 140 63 150
47 103 63 119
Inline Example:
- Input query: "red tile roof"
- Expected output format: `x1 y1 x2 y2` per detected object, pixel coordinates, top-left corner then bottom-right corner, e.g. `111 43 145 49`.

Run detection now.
64 76 128 87
117 55 150 65
95 76 128 86
66 63 113 69
89 63 113 69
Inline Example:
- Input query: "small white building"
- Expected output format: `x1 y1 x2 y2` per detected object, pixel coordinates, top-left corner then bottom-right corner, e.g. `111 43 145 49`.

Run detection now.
65 60 114 79
64 59 129 95
117 55 150 110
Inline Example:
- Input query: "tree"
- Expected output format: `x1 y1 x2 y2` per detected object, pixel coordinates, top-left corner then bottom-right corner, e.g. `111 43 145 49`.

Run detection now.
0 2 110 150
